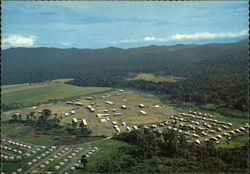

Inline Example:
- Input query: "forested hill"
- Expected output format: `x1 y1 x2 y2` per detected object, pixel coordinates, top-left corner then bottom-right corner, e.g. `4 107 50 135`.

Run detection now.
2 39 249 111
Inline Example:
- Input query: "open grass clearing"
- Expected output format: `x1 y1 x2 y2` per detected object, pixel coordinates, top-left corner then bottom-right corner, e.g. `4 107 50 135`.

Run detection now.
1 82 112 108
216 134 249 149
127 73 185 83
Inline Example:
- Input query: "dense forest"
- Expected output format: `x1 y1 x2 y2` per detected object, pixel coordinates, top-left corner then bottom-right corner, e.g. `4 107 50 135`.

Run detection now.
2 39 248 111
83 129 248 173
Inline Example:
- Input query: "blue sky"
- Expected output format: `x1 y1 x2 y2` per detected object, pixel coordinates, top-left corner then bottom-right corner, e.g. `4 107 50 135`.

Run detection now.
2 1 249 49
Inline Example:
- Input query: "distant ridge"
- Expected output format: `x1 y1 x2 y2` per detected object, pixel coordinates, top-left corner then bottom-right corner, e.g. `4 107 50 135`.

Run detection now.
2 39 248 85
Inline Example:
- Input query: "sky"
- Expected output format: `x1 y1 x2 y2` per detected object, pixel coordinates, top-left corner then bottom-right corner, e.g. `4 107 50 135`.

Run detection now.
2 1 249 49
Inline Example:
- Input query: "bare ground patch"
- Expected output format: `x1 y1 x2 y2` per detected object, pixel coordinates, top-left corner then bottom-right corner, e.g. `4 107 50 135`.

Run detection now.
55 136 104 146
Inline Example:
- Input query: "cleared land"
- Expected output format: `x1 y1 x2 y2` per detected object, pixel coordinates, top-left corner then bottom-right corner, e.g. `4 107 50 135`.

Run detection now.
127 73 185 83
2 81 111 108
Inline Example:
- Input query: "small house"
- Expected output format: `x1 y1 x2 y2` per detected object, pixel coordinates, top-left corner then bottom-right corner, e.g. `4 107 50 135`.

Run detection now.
100 118 107 123
106 101 113 105
85 97 94 100
153 105 160 109
113 113 122 117
72 118 78 123
210 137 218 141
87 105 92 109
111 109 117 112
114 126 121 132
235 129 241 133
217 128 222 132
195 140 201 145
132 125 138 130
121 105 127 109
75 102 83 106
40 165 45 168
82 119 87 126
222 125 229 129
216 135 223 139
140 110 147 115
66 101 74 105
159 123 165 127
139 104 144 108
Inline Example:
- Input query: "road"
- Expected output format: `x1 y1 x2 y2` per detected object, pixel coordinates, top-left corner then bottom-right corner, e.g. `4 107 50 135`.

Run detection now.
26 146 64 173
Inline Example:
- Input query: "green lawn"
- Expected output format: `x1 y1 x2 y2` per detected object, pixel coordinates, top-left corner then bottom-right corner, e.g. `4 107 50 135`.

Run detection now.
2 82 111 108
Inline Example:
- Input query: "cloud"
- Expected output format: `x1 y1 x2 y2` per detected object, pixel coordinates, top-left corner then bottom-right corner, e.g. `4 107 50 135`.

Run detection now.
3 34 36 47
112 30 248 44
61 42 70 46
170 30 248 40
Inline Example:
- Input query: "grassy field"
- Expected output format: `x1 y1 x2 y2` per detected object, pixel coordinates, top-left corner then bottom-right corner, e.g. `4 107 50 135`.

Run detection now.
1 81 111 108
18 136 59 146
127 73 185 83
216 134 249 148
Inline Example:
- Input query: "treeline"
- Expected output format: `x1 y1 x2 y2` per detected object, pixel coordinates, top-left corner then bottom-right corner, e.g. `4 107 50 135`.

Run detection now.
9 109 91 136
87 129 248 173
128 75 248 112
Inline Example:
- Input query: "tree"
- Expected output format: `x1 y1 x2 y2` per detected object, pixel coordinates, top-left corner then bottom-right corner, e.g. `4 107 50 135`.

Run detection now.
11 114 18 122
72 120 78 129
81 155 88 168
18 114 22 121
42 109 52 120
29 111 36 121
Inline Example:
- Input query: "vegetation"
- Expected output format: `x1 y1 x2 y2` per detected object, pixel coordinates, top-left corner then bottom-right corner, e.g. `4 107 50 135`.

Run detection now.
8 109 92 137
83 129 248 173
1 82 111 111
127 73 185 83
2 39 248 112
